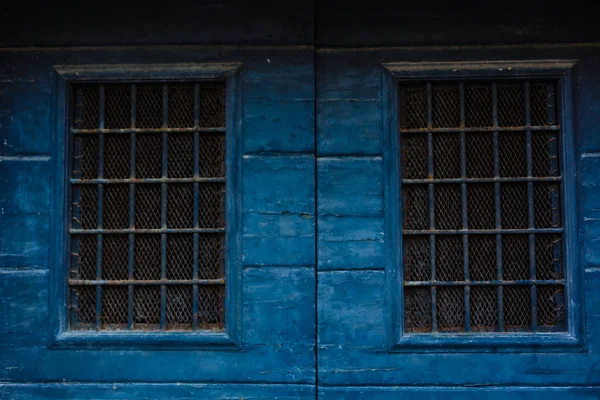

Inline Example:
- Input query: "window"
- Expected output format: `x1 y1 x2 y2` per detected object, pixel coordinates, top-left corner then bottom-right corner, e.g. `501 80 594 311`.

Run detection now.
399 80 565 334
68 82 227 332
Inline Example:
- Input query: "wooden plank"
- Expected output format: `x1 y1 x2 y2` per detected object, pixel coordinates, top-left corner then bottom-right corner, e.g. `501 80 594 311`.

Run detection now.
243 266 315 345
316 1 599 47
0 269 315 383
0 82 52 155
317 269 600 386
319 386 600 399
243 155 315 266
0 383 315 399
317 100 381 156
244 99 314 154
0 1 314 46
317 157 385 268
318 157 383 217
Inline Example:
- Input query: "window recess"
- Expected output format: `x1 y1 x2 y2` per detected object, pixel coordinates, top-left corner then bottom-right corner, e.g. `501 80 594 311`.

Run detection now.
400 80 565 334
69 82 227 332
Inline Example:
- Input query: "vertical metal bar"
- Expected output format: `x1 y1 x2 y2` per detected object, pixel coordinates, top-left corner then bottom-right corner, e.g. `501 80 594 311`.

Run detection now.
459 83 470 332
160 84 168 330
547 82 556 125
525 81 538 331
71 89 84 326
127 84 137 330
547 83 562 285
192 83 200 331
71 89 85 326
426 83 437 332
95 85 106 330
492 83 504 332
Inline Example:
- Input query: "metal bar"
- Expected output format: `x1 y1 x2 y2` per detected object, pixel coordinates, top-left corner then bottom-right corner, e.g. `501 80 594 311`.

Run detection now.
72 127 226 135
72 89 84 180
70 177 225 184
525 81 538 331
160 83 168 330
70 228 226 234
192 83 200 331
426 82 437 332
400 125 560 134
404 279 565 287
68 279 226 286
402 176 562 184
547 82 557 125
95 85 106 330
127 84 137 330
547 82 565 325
459 83 470 332
492 82 504 332
402 228 563 235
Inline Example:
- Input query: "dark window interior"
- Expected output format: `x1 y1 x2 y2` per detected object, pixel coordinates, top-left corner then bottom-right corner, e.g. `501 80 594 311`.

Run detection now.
400 80 566 333
68 82 227 331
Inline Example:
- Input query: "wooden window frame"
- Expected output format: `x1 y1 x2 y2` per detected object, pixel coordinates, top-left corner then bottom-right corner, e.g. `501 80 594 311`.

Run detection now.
382 60 584 352
49 63 243 349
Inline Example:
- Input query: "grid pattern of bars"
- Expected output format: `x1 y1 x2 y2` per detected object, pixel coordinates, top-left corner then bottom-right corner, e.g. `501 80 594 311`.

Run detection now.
69 82 227 331
400 80 566 333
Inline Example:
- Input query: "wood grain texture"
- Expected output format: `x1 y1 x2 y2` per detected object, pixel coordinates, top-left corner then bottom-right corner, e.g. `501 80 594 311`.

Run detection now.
0 45 316 385
316 44 600 388
0 383 315 399
319 386 600 399
316 0 600 47
3 4 600 396
0 1 314 46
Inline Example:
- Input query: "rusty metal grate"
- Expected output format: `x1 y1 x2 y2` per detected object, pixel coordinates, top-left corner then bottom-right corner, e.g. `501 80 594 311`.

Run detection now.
69 82 227 331
400 81 565 333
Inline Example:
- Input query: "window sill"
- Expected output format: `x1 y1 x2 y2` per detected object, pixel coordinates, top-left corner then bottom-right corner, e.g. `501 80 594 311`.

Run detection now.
390 332 584 353
49 330 240 350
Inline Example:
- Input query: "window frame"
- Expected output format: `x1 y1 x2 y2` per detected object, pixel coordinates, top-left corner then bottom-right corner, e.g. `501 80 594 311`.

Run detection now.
382 60 584 352
49 63 243 349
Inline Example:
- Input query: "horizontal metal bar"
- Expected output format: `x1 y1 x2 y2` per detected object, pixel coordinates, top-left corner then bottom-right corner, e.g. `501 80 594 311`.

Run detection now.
401 125 560 134
404 279 565 286
402 176 562 184
68 279 225 286
71 177 225 185
71 228 225 235
403 228 564 235
72 127 226 135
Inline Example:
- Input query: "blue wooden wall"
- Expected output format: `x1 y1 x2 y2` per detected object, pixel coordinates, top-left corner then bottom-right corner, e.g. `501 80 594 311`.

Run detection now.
0 45 317 400
2 1 600 398
316 46 600 392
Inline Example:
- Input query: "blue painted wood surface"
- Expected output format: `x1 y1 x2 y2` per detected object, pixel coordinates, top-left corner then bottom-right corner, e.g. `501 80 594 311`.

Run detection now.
316 45 600 391
2 4 600 397
0 46 316 392
0 383 316 399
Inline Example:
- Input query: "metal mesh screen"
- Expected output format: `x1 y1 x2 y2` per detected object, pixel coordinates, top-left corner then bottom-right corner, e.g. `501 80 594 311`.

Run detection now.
69 82 227 331
400 81 565 333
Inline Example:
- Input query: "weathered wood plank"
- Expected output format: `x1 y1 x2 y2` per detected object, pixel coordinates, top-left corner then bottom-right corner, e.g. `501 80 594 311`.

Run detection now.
317 269 600 386
319 386 600 399
244 99 314 154
0 269 316 383
0 2 314 46
243 266 315 345
318 157 383 217
316 2 599 47
582 153 600 267
0 383 316 399
0 82 52 155
243 155 315 266
317 100 381 156
0 160 51 269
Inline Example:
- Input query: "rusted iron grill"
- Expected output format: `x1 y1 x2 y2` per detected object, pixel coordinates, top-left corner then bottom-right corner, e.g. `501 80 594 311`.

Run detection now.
69 82 226 331
401 81 565 333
